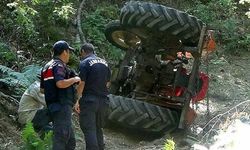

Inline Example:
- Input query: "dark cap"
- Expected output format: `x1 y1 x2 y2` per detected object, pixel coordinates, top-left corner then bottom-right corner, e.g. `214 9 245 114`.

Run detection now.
81 43 95 53
53 40 75 54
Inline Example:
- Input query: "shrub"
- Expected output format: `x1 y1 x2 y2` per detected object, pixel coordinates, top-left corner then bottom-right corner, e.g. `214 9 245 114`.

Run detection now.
0 64 41 95
164 138 175 150
0 42 15 66
81 3 123 65
21 122 53 150
187 0 250 54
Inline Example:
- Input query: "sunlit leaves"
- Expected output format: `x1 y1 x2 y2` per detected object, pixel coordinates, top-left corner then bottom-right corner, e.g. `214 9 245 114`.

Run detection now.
239 0 250 4
164 138 175 150
53 3 76 21
7 1 38 40
239 0 250 18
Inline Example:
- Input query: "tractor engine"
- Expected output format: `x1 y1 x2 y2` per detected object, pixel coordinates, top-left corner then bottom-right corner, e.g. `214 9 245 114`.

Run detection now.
133 53 177 95
116 50 190 102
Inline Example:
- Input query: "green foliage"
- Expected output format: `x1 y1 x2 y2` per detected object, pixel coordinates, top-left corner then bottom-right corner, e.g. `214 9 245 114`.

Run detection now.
187 0 250 54
32 0 77 57
0 64 41 94
22 65 42 83
21 122 53 150
240 0 250 18
0 0 248 70
53 3 76 23
164 138 175 150
6 1 38 42
82 3 123 65
0 42 15 66
68 52 80 70
0 0 77 59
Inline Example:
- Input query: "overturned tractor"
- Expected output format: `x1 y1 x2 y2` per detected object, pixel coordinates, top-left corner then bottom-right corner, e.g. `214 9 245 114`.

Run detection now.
105 1 213 133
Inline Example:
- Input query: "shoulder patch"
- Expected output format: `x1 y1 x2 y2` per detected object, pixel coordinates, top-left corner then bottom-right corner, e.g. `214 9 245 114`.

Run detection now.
89 59 108 67
58 63 64 67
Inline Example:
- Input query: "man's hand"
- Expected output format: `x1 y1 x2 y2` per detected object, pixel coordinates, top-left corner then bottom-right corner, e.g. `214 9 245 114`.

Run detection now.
73 76 81 84
56 76 81 88
74 101 80 114
106 81 111 89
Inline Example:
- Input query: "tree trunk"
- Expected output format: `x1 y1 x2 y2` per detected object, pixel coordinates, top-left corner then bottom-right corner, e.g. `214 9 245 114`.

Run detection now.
77 0 86 43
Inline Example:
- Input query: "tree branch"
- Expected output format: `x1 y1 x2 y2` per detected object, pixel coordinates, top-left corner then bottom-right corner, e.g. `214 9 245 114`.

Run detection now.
77 0 87 43
201 100 250 141
0 91 19 106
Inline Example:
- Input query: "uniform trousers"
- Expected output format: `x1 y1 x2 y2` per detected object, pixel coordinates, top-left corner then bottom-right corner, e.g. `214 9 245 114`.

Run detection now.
51 104 76 150
79 95 109 150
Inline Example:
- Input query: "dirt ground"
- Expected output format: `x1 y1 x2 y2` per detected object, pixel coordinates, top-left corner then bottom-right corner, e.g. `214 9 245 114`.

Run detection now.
0 92 21 150
0 52 249 150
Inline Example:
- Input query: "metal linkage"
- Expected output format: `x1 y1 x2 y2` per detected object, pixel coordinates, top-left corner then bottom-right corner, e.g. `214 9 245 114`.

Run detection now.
178 25 207 129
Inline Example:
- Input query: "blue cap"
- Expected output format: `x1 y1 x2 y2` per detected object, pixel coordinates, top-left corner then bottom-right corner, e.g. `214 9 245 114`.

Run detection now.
53 40 75 53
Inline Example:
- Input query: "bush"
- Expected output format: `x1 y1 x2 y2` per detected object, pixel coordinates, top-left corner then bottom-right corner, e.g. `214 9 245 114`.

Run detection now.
164 138 175 150
81 3 123 65
1 0 78 59
0 64 41 95
187 0 250 54
21 122 53 150
0 42 15 66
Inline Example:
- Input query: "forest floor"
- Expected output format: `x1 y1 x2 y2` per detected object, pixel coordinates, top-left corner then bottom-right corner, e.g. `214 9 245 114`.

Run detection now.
0 52 249 150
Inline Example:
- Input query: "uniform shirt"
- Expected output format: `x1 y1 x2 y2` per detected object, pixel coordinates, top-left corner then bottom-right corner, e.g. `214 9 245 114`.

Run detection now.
41 58 75 111
18 81 45 124
79 54 111 97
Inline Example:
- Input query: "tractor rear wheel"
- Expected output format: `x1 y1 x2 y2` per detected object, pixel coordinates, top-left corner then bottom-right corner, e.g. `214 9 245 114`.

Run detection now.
120 1 204 47
105 20 142 50
107 94 180 133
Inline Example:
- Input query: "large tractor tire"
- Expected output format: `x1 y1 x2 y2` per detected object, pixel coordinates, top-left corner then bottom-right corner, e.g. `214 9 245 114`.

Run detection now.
120 1 204 47
105 20 142 50
107 94 180 133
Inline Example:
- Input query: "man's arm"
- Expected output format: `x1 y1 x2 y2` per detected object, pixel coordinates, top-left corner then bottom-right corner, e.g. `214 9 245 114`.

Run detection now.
74 80 85 114
106 67 111 89
76 80 85 101
56 76 80 88
53 64 81 89
74 60 88 113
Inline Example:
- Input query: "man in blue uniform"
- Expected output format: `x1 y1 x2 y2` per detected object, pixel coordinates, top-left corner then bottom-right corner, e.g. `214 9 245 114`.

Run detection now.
75 43 111 150
41 40 81 150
